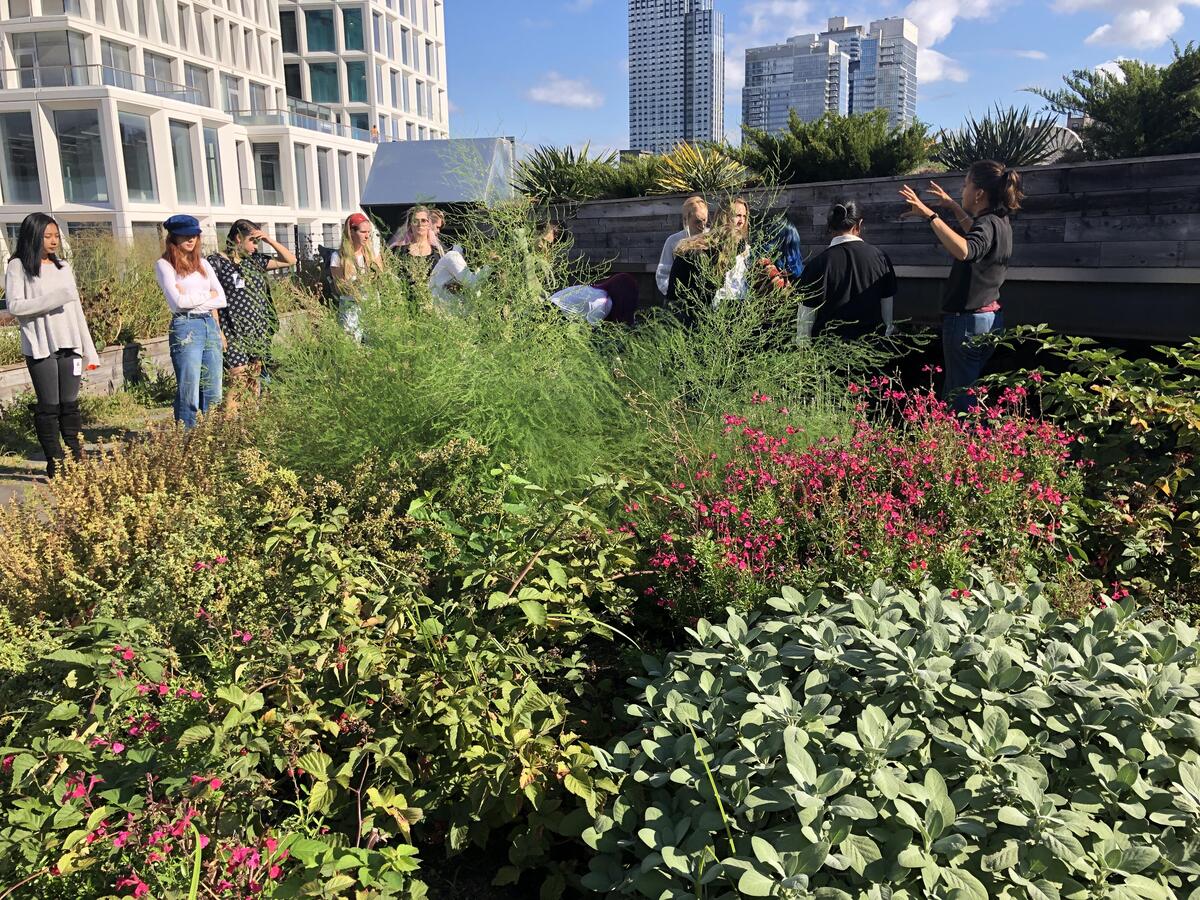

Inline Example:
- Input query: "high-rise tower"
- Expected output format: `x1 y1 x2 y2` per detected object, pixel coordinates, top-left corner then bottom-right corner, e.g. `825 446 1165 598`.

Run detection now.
628 0 724 153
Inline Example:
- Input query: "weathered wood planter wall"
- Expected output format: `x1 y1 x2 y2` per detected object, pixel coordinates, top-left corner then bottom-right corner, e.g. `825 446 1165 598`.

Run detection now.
566 153 1200 342
0 335 173 405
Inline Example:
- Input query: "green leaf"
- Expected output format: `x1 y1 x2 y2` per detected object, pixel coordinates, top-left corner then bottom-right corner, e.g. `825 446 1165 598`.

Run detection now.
857 706 888 749
737 867 779 896
784 725 817 786
545 559 568 589
795 840 831 875
46 701 80 722
519 600 548 626
176 725 212 749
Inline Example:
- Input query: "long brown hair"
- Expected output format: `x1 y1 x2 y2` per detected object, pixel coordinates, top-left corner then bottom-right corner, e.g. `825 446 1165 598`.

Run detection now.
969 160 1024 214
162 233 203 277
676 197 748 271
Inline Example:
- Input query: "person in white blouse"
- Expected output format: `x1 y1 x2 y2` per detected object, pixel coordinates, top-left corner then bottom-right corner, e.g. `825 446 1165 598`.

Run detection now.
154 215 227 428
3 213 99 477
656 196 709 296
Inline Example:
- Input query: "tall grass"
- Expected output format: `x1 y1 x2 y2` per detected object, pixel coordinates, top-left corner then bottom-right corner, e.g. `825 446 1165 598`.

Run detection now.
258 199 880 490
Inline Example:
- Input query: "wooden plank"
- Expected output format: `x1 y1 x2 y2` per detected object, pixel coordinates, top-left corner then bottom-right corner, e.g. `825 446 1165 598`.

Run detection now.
1011 242 1102 267
1066 214 1200 243
1065 163 1134 193
1099 241 1186 267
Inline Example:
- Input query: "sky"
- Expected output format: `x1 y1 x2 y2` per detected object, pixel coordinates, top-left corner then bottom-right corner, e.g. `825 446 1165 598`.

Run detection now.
443 0 1196 152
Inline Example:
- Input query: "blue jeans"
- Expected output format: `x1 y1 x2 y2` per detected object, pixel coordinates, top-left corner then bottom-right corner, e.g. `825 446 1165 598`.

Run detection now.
169 314 223 428
942 310 1003 412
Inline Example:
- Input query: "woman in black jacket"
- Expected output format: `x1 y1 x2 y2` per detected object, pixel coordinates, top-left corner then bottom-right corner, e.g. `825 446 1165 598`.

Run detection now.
797 201 897 340
900 160 1023 411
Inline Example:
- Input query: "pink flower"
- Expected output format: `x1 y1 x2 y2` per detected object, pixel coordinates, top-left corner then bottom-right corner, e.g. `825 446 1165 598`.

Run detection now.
189 690 204 701
214 555 229 565
157 683 169 697
269 864 283 879
113 831 131 849
193 561 210 572
208 778 223 790
110 742 126 755
136 684 151 696
1 755 13 772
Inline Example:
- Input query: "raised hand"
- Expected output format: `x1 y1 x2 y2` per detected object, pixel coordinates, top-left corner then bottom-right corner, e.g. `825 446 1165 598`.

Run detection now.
926 181 955 208
899 184 933 219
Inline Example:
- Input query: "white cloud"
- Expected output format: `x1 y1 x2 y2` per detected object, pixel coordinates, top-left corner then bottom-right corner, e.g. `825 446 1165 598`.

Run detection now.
526 72 605 109
1095 58 1130 80
1054 0 1200 48
1013 49 1049 59
904 0 1013 84
919 48 970 83
566 0 595 10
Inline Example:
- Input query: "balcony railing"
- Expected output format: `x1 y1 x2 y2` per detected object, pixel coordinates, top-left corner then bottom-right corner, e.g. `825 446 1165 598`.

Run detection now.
0 64 203 105
240 188 286 207
231 99 373 143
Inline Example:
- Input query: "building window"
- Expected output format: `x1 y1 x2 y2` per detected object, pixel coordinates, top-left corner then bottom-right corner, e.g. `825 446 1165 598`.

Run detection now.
203 127 223 206
184 63 211 106
344 60 367 103
137 0 149 37
221 74 242 113
343 7 364 51
55 109 109 203
177 3 190 49
8 0 31 15
305 8 334 52
356 154 370 193
144 51 174 96
349 112 369 135
118 112 156 202
294 144 310 209
284 63 303 99
196 9 208 55
280 10 298 53
372 12 383 52
390 70 400 108
250 82 270 113
169 119 197 204
323 222 339 246
0 111 42 205
274 223 291 252
42 0 83 13
309 63 338 104
253 143 282 205
317 148 332 210
101 39 134 89
14 31 86 88
338 151 351 208
155 0 169 41
401 27 410 66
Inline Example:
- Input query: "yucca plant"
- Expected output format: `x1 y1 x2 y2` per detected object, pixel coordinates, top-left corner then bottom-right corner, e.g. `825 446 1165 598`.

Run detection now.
935 104 1065 169
656 143 751 195
599 153 669 199
513 143 617 206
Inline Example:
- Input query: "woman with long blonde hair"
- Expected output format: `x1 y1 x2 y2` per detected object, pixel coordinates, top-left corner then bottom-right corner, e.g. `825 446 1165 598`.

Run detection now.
331 212 383 341
154 215 226 428
666 197 750 325
388 205 444 284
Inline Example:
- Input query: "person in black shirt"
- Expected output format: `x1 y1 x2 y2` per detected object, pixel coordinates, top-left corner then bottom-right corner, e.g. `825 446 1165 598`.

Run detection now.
797 201 897 341
900 159 1023 411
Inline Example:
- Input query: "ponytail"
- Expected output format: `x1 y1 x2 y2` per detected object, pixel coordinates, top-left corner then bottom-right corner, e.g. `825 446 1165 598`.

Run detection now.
968 159 1024 214
827 200 863 233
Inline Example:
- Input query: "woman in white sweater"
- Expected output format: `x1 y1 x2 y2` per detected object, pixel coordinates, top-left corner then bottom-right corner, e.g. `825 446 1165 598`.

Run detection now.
154 215 227 428
3 213 99 477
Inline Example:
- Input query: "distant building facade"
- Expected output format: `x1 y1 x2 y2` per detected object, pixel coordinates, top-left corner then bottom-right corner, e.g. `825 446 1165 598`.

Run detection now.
628 0 725 154
0 0 449 255
743 16 917 134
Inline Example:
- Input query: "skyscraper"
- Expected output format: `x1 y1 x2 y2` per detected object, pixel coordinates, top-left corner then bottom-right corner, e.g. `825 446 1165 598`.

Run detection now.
628 0 725 154
742 16 918 134
0 0 449 252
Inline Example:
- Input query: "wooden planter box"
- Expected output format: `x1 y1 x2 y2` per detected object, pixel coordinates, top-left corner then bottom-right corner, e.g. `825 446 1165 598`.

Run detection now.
0 333 174 405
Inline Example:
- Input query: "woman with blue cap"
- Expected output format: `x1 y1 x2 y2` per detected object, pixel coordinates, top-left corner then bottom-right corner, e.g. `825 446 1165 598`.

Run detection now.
155 215 227 427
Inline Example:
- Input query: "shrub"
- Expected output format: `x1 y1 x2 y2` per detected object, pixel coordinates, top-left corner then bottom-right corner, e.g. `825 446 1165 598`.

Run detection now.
1029 42 1200 160
994 332 1200 620
636 380 1085 620
738 110 932 187
599 154 668 200
583 575 1200 899
656 144 751 196
514 144 619 206
935 105 1066 169
66 232 171 348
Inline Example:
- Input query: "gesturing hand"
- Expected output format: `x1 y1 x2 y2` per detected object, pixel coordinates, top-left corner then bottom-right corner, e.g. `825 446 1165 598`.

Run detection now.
926 181 955 208
899 184 934 220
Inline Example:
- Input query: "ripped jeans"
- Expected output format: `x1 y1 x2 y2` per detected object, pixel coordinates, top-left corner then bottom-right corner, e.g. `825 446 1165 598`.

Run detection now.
169 313 223 428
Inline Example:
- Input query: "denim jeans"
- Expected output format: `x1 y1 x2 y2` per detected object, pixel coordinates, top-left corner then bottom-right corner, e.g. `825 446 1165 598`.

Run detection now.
169 314 223 428
942 310 1004 412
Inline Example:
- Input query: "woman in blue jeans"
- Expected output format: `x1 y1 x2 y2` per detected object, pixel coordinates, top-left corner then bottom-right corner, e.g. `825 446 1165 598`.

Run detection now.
154 215 227 427
900 160 1024 411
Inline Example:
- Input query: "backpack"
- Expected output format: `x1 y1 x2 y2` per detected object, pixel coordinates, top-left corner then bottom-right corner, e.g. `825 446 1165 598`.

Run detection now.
316 245 338 308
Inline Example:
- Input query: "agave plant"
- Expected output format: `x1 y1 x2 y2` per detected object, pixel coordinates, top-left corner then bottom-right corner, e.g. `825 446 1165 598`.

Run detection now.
656 143 751 195
513 143 618 206
935 105 1066 169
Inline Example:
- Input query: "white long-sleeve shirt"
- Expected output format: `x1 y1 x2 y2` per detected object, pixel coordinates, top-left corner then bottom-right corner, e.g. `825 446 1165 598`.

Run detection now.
155 258 227 315
4 258 100 366
656 229 688 296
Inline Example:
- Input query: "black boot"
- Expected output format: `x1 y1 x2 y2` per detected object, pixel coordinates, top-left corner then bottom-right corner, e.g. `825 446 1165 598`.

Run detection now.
32 402 64 478
59 400 84 462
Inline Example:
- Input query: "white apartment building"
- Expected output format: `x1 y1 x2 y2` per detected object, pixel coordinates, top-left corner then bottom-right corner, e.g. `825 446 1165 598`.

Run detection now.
0 0 449 255
628 0 724 154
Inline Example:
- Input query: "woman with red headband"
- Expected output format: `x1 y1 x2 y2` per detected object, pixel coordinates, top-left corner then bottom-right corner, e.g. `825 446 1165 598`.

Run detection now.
331 213 383 341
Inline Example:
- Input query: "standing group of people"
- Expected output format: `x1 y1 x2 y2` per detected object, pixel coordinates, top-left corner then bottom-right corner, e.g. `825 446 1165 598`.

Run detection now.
2 157 1021 477
3 210 295 476
657 158 1024 411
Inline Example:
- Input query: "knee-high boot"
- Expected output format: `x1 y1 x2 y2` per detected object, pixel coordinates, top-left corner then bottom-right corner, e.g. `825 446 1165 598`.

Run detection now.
59 400 84 461
31 402 64 478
